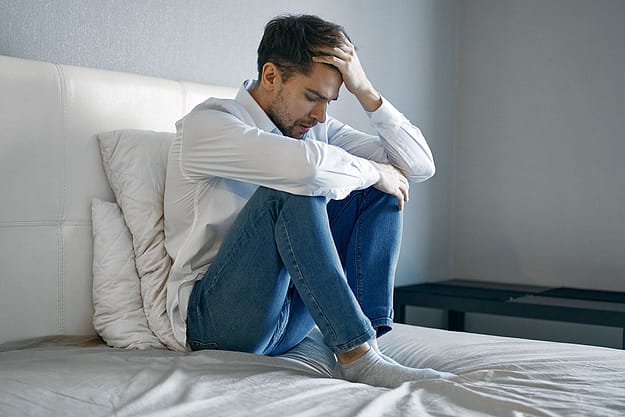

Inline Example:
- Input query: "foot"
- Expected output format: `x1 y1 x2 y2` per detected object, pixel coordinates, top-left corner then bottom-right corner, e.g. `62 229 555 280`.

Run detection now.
335 348 456 389
368 337 400 365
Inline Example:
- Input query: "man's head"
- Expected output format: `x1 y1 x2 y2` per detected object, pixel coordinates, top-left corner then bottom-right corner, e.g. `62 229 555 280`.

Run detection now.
252 15 348 139
257 14 349 82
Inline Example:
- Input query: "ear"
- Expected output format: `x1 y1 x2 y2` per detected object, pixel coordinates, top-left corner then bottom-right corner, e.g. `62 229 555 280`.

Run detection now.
260 62 281 91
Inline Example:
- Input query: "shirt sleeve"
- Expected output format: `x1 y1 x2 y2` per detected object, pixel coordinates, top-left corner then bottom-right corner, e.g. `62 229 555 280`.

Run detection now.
327 97 435 183
177 107 380 200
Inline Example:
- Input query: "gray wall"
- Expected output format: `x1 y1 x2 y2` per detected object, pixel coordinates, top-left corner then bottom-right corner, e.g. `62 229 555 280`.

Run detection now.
447 0 625 348
0 0 459 285
454 0 625 292
3 0 623 348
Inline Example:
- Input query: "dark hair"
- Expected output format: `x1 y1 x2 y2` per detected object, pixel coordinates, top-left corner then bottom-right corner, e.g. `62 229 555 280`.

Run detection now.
257 14 350 81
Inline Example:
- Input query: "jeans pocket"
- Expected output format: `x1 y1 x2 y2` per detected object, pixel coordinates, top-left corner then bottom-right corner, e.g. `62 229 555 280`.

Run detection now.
188 340 222 351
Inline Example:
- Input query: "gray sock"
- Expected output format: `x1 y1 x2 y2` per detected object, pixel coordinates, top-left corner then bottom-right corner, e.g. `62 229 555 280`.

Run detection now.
368 337 400 365
335 348 456 389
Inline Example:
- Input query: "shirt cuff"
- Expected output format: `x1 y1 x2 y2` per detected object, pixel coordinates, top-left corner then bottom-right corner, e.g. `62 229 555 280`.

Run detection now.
366 96 404 133
359 159 380 189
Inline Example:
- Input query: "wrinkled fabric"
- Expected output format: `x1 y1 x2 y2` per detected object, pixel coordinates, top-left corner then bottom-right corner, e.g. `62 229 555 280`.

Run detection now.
2 324 624 417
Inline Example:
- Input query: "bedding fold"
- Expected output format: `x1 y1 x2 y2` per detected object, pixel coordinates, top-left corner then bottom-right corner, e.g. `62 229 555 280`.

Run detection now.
1 325 624 417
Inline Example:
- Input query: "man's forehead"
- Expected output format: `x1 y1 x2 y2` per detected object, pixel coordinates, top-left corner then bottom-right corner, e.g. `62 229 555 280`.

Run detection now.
298 64 342 99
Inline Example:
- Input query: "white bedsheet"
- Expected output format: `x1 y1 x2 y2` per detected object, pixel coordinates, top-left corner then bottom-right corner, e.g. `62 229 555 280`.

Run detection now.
1 324 624 417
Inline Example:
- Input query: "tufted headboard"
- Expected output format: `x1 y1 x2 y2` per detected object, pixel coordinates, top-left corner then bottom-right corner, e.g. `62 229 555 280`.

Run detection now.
0 55 237 345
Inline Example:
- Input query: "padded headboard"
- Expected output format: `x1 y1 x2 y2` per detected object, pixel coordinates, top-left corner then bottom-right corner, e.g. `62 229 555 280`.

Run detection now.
0 55 237 345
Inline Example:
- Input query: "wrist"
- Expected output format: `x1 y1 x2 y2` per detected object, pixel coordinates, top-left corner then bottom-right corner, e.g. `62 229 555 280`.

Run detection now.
355 85 382 113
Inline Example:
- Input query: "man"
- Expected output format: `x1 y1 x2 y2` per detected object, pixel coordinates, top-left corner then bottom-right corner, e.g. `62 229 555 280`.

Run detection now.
164 14 453 388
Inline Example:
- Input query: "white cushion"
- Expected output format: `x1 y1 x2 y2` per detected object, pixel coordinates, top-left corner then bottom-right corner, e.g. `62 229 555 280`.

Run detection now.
97 129 184 351
91 198 164 349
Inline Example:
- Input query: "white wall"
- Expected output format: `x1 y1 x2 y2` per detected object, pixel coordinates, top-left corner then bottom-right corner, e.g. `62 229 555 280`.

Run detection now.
0 0 459 286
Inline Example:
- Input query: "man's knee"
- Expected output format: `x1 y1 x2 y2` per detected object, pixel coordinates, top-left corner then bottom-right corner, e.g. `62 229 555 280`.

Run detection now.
357 187 403 214
366 186 395 203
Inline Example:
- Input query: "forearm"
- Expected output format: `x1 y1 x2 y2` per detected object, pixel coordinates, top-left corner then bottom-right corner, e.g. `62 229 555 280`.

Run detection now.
370 99 435 182
311 39 434 182
327 99 435 183
354 84 383 113
180 112 379 200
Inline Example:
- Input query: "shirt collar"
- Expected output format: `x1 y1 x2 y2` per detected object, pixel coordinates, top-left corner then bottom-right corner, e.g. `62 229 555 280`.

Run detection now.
236 80 281 135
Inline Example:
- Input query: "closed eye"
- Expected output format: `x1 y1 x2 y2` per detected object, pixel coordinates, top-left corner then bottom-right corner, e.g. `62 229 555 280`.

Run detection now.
305 88 338 104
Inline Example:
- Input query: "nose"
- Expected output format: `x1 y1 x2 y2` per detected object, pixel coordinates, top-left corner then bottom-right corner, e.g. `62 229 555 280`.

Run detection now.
310 101 327 124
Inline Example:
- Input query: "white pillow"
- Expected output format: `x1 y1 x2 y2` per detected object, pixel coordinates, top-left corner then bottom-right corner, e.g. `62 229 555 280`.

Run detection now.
97 129 184 351
91 198 164 350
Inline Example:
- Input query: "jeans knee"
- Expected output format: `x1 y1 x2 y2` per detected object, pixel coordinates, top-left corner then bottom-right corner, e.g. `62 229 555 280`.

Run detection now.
367 187 396 205
359 187 402 216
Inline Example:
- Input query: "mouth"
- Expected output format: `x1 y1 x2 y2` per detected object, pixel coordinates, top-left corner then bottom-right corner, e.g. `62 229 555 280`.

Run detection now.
299 121 316 131
291 122 317 139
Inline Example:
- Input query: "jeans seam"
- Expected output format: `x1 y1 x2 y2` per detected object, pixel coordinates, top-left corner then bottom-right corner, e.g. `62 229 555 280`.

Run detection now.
355 216 364 302
188 340 221 350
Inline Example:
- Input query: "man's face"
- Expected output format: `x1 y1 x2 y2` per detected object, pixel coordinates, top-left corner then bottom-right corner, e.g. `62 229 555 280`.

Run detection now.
267 63 343 139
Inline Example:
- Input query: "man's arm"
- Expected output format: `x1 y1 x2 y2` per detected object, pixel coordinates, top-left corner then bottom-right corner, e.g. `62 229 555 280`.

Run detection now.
313 37 434 210
177 106 380 201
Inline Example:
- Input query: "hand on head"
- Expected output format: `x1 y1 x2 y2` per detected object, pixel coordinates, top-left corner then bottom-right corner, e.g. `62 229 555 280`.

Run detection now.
312 36 382 112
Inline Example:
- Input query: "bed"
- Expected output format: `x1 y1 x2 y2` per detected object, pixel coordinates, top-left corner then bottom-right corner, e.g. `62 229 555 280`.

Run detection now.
1 54 624 417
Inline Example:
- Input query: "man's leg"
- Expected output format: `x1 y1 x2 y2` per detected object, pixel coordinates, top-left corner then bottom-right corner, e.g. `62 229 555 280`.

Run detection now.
327 187 400 337
186 186 375 355
326 188 457 387
187 186 455 388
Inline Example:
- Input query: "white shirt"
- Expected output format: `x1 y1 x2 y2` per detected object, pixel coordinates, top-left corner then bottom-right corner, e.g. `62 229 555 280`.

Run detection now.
164 80 435 347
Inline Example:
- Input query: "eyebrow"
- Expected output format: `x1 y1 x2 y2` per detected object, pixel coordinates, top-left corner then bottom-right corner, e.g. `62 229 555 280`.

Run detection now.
306 88 339 102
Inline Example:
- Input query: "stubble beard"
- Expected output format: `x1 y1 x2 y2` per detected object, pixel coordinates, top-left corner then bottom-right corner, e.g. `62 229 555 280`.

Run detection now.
267 89 309 139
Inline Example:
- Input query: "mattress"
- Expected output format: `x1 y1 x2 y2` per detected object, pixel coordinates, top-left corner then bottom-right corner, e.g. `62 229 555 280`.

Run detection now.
1 324 624 417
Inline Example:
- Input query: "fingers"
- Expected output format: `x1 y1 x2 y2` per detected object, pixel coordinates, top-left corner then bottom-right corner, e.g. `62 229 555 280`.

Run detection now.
388 167 409 211
312 40 355 71
314 39 354 58
397 176 409 210
396 192 404 211
312 47 353 69
311 55 341 68
371 162 410 210
314 45 351 58
399 175 409 201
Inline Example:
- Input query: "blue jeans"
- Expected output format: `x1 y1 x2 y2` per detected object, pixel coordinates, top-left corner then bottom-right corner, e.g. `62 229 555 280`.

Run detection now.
186 186 402 355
